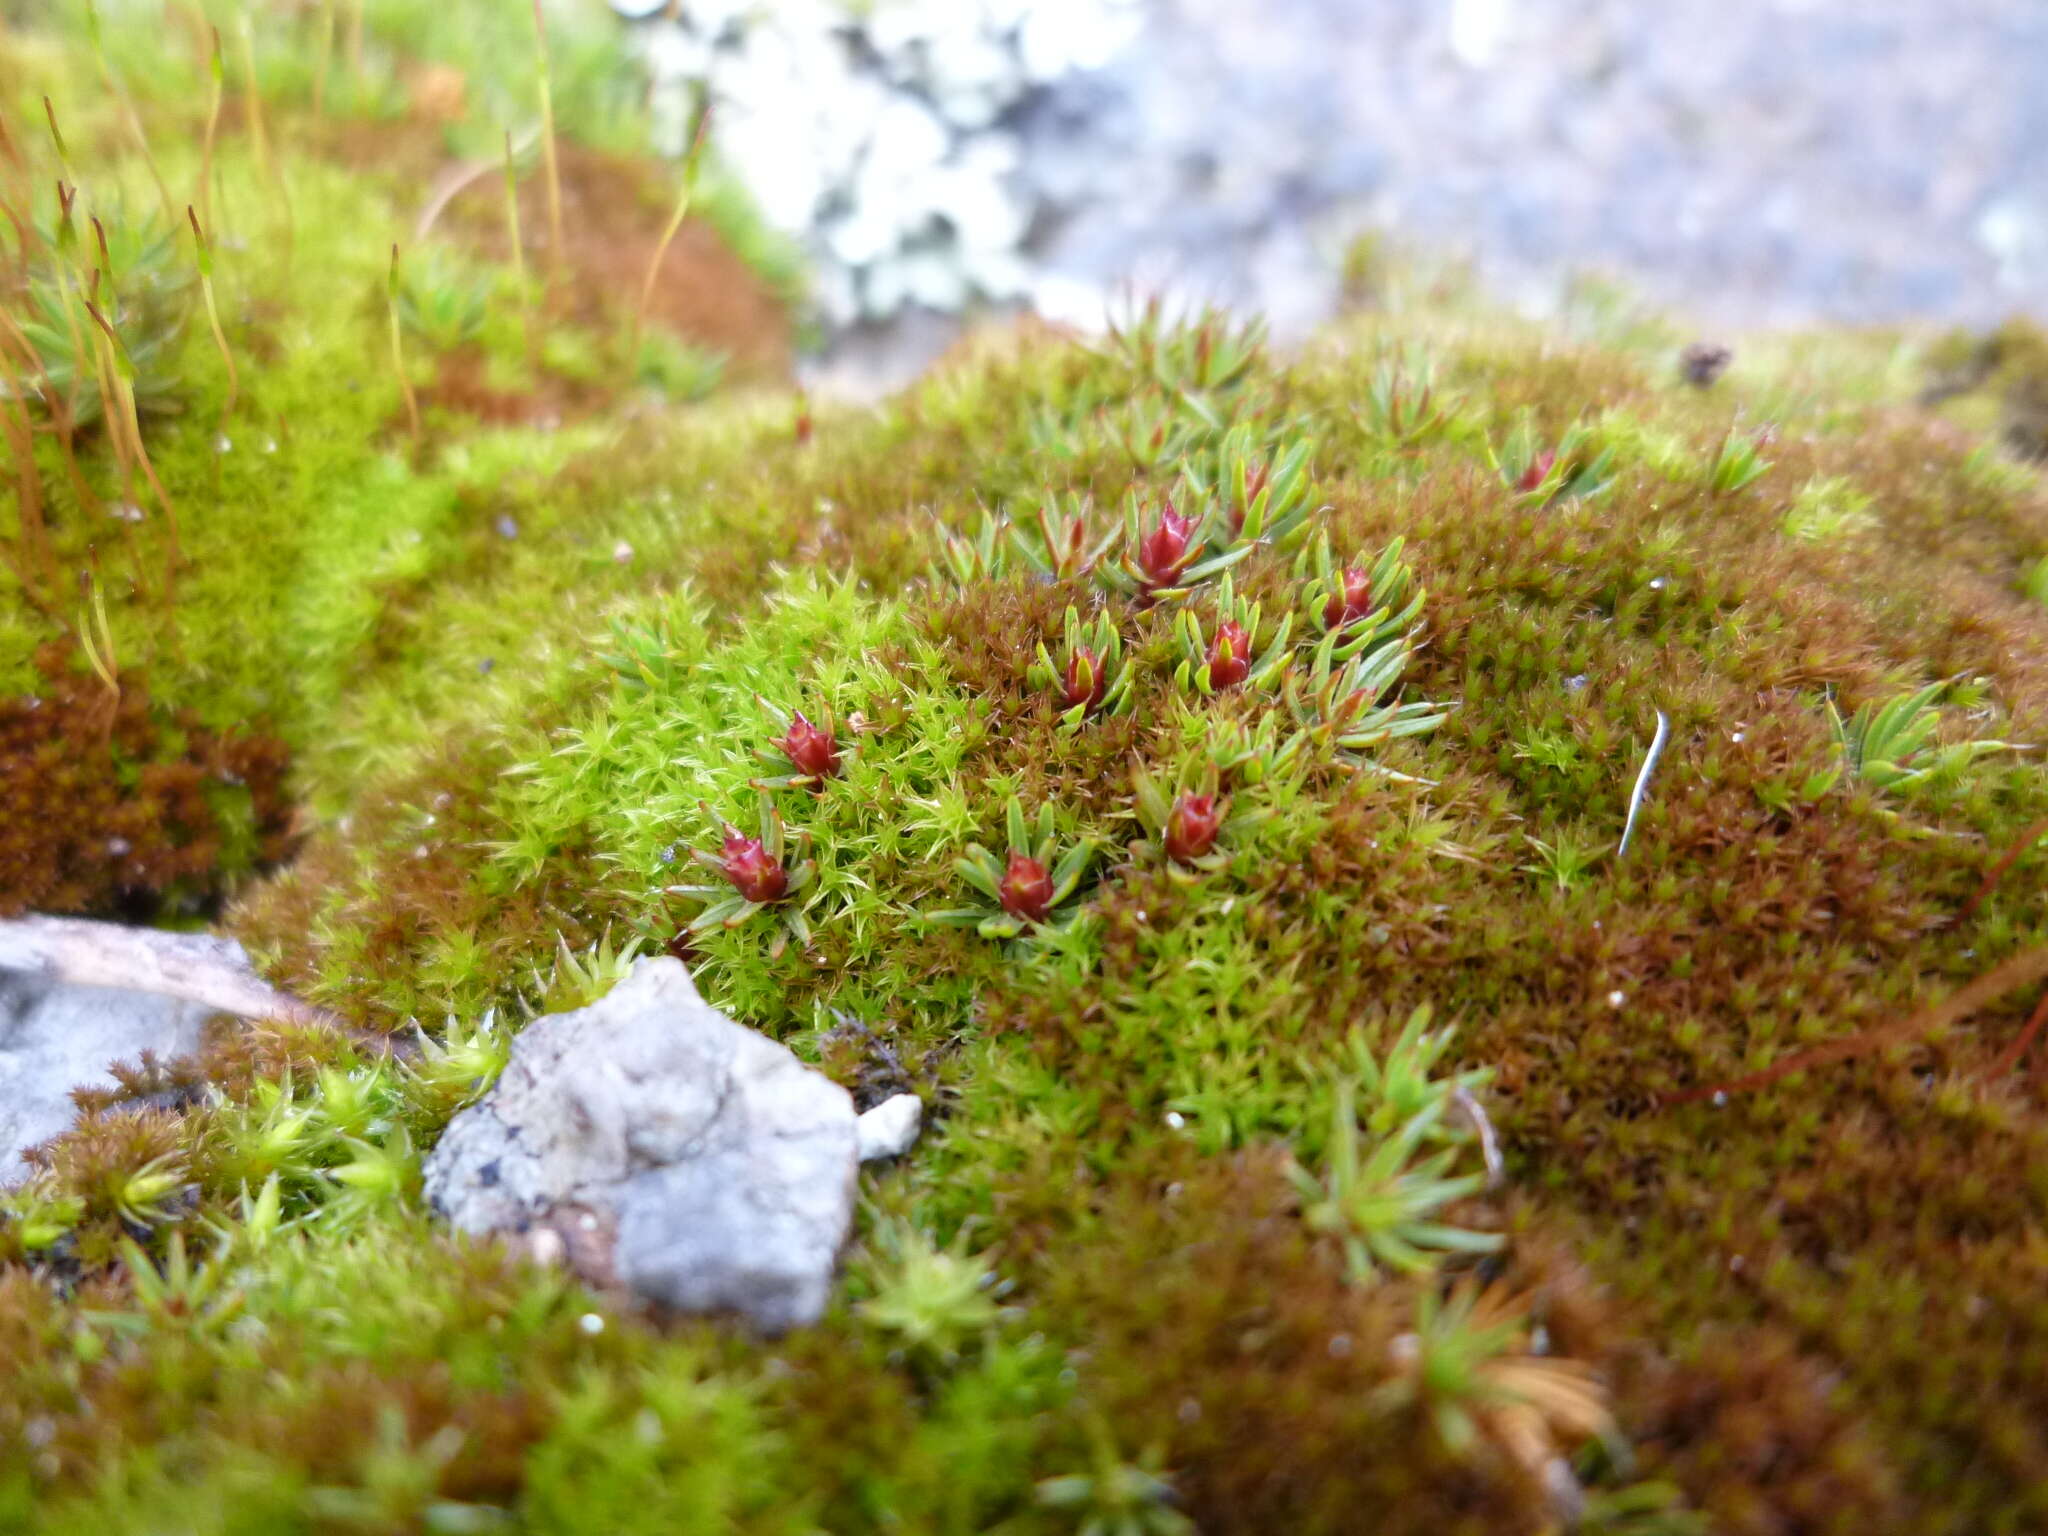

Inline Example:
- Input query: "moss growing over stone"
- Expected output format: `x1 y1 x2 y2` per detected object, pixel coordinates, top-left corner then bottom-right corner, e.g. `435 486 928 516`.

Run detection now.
5 6 2048 1535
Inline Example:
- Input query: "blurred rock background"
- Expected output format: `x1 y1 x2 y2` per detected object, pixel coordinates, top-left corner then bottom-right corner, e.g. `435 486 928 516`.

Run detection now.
625 0 2048 384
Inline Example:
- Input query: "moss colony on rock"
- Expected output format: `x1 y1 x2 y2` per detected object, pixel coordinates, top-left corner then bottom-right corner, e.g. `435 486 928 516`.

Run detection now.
6 5 2048 1535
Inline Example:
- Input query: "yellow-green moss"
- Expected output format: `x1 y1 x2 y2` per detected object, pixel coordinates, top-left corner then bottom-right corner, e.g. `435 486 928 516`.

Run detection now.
7 7 2048 1536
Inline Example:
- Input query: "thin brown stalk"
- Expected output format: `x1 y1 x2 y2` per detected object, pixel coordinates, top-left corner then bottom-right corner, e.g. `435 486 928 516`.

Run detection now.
1980 988 2048 1082
531 0 565 280
504 131 534 364
0 381 51 598
387 244 421 439
0 305 97 520
313 0 336 120
84 0 177 228
187 207 239 425
1955 816 2048 926
79 271 134 501
1658 944 2048 1107
631 102 712 365
198 27 225 232
347 0 366 93
84 295 182 606
237 14 295 281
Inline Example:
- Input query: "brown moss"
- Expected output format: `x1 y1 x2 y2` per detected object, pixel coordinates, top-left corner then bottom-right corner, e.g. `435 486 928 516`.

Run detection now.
1019 1144 1552 1535
453 142 793 383
0 645 297 920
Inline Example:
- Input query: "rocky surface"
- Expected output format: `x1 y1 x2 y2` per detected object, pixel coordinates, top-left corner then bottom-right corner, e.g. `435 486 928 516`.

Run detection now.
0 973 212 1180
424 956 883 1332
855 1091 923 1162
1016 0 2048 337
625 0 2048 356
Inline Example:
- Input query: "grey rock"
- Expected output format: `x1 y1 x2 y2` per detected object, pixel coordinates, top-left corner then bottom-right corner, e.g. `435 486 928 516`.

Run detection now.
423 957 859 1333
855 1092 924 1162
1 973 213 1181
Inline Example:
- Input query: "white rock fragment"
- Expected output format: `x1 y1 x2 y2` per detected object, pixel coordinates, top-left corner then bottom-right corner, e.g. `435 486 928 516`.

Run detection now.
423 957 860 1333
855 1092 924 1162
617 0 1144 326
0 974 213 1181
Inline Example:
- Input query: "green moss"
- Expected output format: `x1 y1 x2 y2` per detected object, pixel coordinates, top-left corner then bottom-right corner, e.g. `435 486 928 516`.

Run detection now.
8 8 2048 1535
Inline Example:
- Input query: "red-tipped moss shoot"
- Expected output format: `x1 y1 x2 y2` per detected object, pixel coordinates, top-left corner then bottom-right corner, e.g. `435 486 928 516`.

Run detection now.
1105 488 1252 602
1284 615 1448 770
931 797 1095 939
1013 490 1115 582
1173 575 1292 696
752 696 851 789
1295 531 1426 663
1129 763 1267 873
668 801 816 958
1028 607 1133 729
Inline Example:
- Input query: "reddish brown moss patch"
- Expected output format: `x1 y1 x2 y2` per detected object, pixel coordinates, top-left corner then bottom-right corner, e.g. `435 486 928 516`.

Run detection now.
0 646 296 920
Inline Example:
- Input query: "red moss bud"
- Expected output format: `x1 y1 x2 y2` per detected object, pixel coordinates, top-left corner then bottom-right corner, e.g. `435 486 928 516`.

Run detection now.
1515 449 1558 493
1205 620 1252 690
720 830 787 904
998 851 1054 924
1164 793 1221 864
1060 647 1106 714
1322 566 1374 631
1136 501 1193 589
778 711 840 778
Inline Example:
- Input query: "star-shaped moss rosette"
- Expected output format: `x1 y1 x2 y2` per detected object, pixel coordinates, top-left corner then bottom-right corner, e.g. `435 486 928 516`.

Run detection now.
928 797 1096 940
1183 706 1306 788
1284 623 1449 769
1295 531 1426 663
751 695 856 790
1489 415 1615 505
1100 491 1253 603
666 800 817 958
1172 574 1292 697
1028 606 1134 729
1127 764 1268 875
1179 425 1317 548
1010 488 1117 583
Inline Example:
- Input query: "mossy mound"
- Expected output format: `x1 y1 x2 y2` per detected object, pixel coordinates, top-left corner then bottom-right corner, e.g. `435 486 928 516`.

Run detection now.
7 6 2048 1536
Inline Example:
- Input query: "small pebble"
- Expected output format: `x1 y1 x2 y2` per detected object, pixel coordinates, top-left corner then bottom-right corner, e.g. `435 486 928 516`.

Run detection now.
579 1312 606 1336
495 515 519 540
